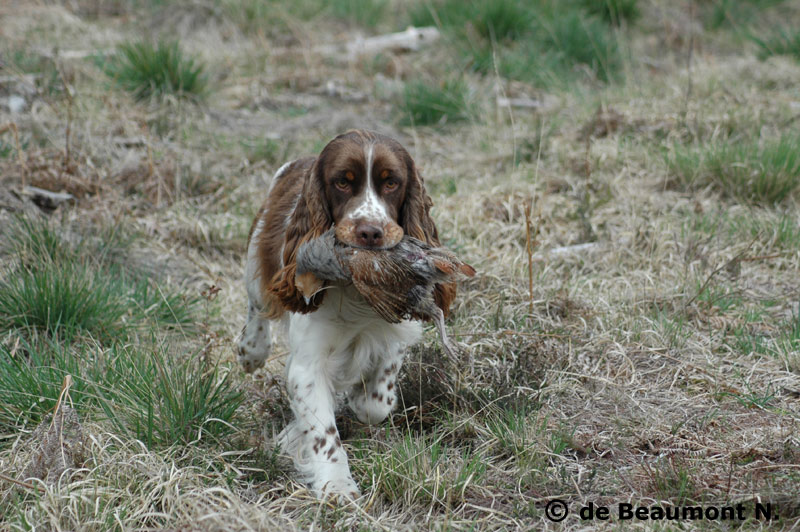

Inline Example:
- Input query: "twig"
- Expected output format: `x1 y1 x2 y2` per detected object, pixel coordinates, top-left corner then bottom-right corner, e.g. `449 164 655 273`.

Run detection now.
738 253 784 262
682 0 695 121
55 60 75 182
523 198 539 318
490 35 516 165
0 122 27 187
145 140 161 207
453 331 569 338
51 374 74 424
578 135 596 242
0 472 44 492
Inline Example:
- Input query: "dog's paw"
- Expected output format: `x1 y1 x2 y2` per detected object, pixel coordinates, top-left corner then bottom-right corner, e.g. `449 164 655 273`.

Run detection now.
237 343 269 373
317 477 361 502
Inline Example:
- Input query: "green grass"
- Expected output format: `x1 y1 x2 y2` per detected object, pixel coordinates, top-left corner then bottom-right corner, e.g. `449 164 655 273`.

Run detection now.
704 0 786 30
3 48 64 95
652 311 690 350
223 0 390 34
100 40 207 101
243 138 291 165
0 337 242 447
537 10 621 83
129 279 199 330
752 27 800 60
470 0 533 40
666 134 800 204
486 404 534 458
94 346 243 447
685 210 800 250
777 310 800 357
0 217 230 446
645 458 699 505
409 0 533 41
471 12 620 85
0 216 200 341
0 141 13 158
733 325 771 357
398 78 473 126
696 284 742 312
0 336 100 431
329 0 388 28
576 0 640 25
0 261 130 342
360 432 486 505
410 0 622 85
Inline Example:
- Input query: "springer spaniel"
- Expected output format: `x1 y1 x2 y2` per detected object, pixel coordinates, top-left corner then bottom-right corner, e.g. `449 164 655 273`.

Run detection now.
238 130 455 499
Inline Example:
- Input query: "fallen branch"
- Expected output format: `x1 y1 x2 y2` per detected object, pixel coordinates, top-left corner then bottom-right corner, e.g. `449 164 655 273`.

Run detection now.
20 186 76 210
346 26 440 57
308 26 441 59
497 96 543 109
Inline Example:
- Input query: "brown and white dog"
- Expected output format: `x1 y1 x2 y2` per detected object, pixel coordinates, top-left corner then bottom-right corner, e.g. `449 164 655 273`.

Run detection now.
239 130 455 498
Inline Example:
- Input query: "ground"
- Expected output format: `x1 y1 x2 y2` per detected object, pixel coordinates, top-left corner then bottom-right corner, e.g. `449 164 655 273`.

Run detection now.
1 0 800 530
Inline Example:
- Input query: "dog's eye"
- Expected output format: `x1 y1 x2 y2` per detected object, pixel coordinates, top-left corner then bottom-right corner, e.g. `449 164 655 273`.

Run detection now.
383 179 399 193
335 177 351 192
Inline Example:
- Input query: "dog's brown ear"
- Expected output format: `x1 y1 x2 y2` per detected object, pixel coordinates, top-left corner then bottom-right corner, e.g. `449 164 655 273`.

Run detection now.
401 164 439 243
268 160 332 316
400 161 457 318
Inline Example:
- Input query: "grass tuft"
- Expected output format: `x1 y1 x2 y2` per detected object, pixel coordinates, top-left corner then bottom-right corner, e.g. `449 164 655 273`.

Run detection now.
0 262 128 342
470 0 533 40
95 347 243 447
409 0 533 41
0 337 98 431
0 338 242 447
705 0 786 30
645 457 699 505
329 0 388 28
224 0 389 34
538 10 622 83
398 78 472 127
0 216 200 341
577 0 640 25
100 40 207 101
666 134 800 204
752 27 800 60
462 12 621 85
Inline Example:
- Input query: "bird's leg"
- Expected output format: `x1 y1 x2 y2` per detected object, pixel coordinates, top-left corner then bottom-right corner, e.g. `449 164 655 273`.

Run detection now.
433 306 456 360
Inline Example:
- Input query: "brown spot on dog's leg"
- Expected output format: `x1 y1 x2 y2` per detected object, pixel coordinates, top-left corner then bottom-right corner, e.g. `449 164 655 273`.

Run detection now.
313 436 326 453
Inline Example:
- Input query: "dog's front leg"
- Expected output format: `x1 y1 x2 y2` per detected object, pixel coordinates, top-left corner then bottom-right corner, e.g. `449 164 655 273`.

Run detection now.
278 321 359 500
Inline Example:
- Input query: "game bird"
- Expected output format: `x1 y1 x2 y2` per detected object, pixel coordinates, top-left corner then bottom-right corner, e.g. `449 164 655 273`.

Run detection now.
295 227 475 357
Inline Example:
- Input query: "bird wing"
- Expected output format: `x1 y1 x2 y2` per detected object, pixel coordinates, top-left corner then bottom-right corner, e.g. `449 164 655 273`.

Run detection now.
427 247 476 281
347 250 422 323
352 277 408 323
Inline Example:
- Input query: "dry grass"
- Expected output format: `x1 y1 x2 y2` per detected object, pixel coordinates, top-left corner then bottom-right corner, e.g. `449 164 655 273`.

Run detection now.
1 0 800 530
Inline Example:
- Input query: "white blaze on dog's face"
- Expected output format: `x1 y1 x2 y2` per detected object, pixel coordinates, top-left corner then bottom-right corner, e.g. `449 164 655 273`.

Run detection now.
316 131 408 249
